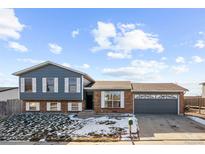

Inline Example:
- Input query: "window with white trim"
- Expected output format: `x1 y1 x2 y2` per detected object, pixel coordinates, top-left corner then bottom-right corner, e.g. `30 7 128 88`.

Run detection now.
25 78 32 92
47 78 54 92
71 103 79 111
26 102 40 111
104 91 121 108
47 102 61 111
68 102 82 111
69 77 77 93
50 102 58 111
135 94 178 99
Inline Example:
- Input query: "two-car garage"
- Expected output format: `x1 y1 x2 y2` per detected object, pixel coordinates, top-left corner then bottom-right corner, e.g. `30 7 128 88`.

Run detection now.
132 83 187 115
134 93 179 114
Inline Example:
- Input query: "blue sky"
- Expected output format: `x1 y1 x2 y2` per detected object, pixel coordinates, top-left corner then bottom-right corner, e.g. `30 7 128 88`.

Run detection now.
0 9 205 95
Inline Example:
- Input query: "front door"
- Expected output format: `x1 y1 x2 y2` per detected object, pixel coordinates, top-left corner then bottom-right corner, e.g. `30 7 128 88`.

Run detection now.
86 92 93 110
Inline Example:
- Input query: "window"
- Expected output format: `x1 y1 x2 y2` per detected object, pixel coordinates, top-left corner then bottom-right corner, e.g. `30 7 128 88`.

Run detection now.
135 94 178 99
50 102 58 111
71 103 79 111
104 91 121 108
139 94 146 99
135 94 140 99
69 77 77 93
26 102 39 111
47 78 54 92
25 78 32 92
68 102 82 111
47 102 60 111
166 94 178 99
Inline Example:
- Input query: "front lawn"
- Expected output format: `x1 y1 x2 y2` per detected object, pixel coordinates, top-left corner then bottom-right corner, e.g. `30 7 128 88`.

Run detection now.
0 113 138 142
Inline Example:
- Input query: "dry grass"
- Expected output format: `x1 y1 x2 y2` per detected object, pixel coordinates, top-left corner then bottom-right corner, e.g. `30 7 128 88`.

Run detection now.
71 136 120 142
185 108 205 119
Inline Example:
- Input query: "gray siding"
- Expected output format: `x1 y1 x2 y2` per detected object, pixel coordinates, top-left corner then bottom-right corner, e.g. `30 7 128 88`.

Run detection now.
19 64 83 101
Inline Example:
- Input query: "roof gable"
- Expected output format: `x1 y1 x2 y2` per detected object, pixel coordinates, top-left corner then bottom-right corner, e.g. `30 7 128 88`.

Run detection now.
12 61 94 82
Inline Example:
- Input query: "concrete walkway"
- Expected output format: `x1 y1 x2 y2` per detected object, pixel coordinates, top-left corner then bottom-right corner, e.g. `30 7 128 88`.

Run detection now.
0 140 205 145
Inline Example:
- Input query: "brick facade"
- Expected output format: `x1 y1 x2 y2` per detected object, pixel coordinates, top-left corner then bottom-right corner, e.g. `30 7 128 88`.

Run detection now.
93 90 133 113
23 91 185 114
23 100 84 113
179 92 185 114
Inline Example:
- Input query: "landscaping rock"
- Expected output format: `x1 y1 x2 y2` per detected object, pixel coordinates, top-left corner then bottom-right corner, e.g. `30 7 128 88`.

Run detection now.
0 113 79 142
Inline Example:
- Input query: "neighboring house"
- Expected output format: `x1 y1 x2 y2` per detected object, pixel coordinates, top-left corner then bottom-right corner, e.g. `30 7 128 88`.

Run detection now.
0 87 19 101
13 61 188 115
200 82 205 98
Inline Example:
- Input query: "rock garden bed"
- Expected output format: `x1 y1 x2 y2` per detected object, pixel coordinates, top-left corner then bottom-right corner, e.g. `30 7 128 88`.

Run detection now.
0 113 138 142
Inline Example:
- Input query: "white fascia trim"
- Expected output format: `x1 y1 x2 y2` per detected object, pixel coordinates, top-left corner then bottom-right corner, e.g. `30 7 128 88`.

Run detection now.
132 93 134 114
81 75 83 101
178 94 180 115
132 90 185 93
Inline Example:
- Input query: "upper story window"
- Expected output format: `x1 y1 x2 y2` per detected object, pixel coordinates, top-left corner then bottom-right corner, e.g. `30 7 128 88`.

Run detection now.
47 78 54 92
25 78 32 92
20 78 36 93
42 77 58 93
64 77 81 93
69 77 77 93
104 91 121 108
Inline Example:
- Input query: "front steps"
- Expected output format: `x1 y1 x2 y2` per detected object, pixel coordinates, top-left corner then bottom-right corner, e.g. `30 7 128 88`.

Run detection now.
78 110 95 118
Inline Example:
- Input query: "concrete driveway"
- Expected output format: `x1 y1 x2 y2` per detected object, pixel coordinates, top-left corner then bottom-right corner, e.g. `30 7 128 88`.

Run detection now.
136 115 205 141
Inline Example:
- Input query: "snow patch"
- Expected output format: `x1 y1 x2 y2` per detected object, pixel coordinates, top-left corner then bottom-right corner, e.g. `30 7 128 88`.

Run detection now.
188 116 205 125
70 115 138 140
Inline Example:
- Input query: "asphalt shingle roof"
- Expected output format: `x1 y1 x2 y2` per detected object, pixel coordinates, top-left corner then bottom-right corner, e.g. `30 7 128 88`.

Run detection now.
0 87 18 92
131 83 188 92
87 81 132 90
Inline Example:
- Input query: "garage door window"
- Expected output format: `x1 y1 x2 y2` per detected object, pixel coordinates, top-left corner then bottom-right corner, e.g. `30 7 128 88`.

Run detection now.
166 95 178 99
135 94 178 99
104 91 121 108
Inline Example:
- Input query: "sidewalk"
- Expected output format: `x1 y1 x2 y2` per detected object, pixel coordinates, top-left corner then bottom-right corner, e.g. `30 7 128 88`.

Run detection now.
1 140 205 145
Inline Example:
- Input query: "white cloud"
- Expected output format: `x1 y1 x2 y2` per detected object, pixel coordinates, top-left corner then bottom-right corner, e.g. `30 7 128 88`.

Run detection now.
62 63 71 67
172 65 189 74
161 57 167 61
194 40 205 49
117 23 136 33
176 56 185 64
17 58 45 64
71 29 79 38
103 59 167 81
8 41 28 52
107 51 131 59
192 56 204 63
92 21 116 51
0 9 25 40
92 22 164 59
62 63 90 69
48 43 62 54
198 31 205 35
81 64 90 69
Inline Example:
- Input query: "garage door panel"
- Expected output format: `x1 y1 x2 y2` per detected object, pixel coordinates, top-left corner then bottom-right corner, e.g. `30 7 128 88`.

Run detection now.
134 99 178 114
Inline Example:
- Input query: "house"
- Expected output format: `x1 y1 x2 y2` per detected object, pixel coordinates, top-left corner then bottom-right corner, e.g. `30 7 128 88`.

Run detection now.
0 87 19 101
13 61 94 112
13 61 188 114
200 82 205 98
